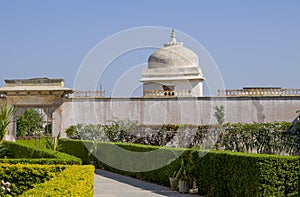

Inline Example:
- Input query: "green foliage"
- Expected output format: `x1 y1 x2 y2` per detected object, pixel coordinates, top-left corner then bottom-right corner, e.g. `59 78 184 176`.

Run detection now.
58 139 91 164
194 150 300 197
0 164 94 196
105 119 138 141
213 105 225 125
0 158 79 165
20 165 94 197
220 122 295 154
16 138 49 149
59 139 186 186
175 160 189 181
0 144 11 158
59 139 300 196
65 121 296 155
0 163 65 196
65 125 78 139
2 141 81 165
65 119 138 142
16 109 43 137
0 101 16 143
45 132 61 151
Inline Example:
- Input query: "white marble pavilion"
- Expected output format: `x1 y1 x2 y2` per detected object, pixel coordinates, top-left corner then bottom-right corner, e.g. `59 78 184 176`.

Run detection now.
141 29 205 97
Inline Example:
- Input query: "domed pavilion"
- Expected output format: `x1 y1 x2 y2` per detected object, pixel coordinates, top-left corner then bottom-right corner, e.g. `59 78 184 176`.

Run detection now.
141 29 205 97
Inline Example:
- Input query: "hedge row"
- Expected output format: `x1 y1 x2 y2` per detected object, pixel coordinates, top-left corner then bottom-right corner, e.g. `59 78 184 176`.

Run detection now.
1 141 81 165
59 139 185 186
191 150 300 197
16 138 49 149
0 163 65 196
59 139 300 197
20 165 94 197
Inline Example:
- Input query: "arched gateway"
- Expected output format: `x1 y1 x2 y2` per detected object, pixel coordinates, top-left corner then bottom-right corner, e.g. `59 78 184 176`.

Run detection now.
0 78 72 141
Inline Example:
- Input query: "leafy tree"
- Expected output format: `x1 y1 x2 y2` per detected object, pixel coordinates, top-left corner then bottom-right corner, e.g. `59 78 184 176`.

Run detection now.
0 101 16 143
213 105 225 125
16 109 43 137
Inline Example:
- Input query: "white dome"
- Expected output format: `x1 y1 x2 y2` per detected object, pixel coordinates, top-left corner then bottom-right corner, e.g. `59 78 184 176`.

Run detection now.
141 29 204 82
148 45 199 69
141 29 205 97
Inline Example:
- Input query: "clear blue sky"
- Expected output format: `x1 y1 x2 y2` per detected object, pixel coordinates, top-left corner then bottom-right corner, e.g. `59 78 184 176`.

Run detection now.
0 1 299 96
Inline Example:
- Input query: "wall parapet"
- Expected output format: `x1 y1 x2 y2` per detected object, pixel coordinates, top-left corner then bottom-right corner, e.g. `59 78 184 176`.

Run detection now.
143 89 191 98
218 88 300 97
68 90 106 98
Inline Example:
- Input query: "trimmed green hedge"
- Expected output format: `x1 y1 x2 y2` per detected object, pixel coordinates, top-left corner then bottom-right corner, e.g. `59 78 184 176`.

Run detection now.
16 138 50 149
0 163 65 196
59 139 185 186
20 165 94 197
59 139 300 196
0 158 79 165
1 141 81 165
192 150 300 196
58 139 91 164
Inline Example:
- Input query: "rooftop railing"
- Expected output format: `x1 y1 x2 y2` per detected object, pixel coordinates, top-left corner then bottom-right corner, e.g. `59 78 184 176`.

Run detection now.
68 90 106 98
143 89 192 98
218 88 300 97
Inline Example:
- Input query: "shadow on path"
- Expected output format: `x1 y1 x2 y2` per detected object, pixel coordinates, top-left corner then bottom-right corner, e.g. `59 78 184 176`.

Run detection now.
95 169 198 197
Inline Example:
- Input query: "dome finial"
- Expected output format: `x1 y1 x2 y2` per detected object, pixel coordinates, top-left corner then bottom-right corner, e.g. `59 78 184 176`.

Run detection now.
170 29 177 43
164 29 183 47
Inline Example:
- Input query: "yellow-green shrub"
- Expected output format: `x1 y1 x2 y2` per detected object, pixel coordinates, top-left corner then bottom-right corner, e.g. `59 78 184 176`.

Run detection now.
21 165 94 197
0 164 65 196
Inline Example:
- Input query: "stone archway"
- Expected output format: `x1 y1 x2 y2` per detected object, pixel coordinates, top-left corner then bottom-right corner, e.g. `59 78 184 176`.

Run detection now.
0 78 72 141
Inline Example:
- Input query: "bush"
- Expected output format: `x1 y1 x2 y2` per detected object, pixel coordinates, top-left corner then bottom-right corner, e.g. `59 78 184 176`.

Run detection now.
0 163 65 196
220 122 295 154
193 150 300 197
1 141 81 165
20 165 94 197
15 137 49 149
59 139 300 196
59 139 187 186
64 122 296 155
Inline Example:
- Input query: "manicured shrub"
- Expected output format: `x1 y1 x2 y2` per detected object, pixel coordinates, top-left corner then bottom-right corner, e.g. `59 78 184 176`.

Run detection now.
0 158 79 165
59 139 187 186
2 141 81 165
16 137 49 149
193 150 300 197
58 139 91 164
20 165 94 197
59 139 300 196
0 163 65 196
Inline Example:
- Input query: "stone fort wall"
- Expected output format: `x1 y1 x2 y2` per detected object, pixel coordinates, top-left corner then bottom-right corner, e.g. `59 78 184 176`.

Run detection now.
52 96 300 137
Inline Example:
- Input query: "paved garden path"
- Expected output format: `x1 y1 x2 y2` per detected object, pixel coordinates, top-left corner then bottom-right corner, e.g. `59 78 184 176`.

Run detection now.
94 169 199 197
